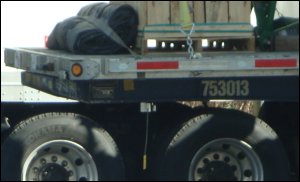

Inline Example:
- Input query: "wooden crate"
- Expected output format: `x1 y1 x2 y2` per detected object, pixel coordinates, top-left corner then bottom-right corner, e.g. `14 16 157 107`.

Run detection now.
111 1 251 27
205 1 229 23
228 1 251 23
111 1 205 29
111 1 253 54
205 1 251 23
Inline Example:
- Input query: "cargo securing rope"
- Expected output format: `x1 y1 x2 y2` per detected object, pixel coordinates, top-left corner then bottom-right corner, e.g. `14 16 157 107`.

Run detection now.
46 3 138 55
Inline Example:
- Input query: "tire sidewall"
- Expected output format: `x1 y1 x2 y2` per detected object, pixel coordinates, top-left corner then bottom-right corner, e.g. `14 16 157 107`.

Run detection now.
161 110 289 181
1 113 124 181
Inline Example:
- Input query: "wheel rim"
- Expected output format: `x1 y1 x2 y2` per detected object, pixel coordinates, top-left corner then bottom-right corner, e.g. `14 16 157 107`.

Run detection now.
22 140 98 181
188 138 263 181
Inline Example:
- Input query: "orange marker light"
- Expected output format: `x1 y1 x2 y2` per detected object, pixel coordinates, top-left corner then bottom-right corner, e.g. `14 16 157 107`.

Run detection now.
71 63 83 77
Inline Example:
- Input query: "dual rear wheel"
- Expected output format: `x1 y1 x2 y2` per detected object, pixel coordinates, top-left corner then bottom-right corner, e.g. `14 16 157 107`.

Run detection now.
1 110 290 181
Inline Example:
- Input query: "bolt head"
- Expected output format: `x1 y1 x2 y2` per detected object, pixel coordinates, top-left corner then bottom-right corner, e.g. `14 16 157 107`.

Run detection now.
51 156 57 162
62 161 68 167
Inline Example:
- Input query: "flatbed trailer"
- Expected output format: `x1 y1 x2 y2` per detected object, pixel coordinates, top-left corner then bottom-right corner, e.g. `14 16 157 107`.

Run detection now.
4 48 299 102
1 47 299 181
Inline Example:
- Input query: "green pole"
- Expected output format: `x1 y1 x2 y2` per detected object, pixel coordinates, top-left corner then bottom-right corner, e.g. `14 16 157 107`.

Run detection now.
253 1 277 51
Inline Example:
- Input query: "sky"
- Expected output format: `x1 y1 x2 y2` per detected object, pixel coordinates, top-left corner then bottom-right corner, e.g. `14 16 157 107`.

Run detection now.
1 1 105 48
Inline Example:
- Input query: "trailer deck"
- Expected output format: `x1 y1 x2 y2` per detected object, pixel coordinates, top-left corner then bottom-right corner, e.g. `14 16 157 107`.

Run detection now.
4 48 299 103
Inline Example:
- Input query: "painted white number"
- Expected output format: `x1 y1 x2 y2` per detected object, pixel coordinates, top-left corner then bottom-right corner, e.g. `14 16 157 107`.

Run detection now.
202 80 249 97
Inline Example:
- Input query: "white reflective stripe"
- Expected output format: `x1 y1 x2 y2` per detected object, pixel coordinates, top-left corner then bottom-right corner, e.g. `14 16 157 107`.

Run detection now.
107 57 298 73
108 59 255 73
179 59 255 71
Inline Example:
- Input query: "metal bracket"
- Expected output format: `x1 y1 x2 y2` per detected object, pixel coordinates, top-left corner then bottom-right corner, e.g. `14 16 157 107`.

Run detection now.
140 102 157 113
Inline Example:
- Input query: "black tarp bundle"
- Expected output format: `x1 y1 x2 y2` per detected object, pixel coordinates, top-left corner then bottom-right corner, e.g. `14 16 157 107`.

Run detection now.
46 3 138 54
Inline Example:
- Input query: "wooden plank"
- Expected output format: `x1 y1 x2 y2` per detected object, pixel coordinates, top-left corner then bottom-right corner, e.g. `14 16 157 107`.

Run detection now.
205 1 229 23
143 24 253 38
135 37 147 54
229 1 251 23
142 32 253 39
193 38 203 52
147 1 170 24
193 1 205 23
170 1 180 23
246 36 256 52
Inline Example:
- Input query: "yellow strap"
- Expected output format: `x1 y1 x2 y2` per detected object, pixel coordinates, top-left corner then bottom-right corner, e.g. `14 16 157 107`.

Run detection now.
143 154 147 170
179 1 193 29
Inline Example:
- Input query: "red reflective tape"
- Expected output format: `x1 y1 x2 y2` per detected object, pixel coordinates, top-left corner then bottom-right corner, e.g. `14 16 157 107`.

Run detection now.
255 59 297 68
137 61 179 70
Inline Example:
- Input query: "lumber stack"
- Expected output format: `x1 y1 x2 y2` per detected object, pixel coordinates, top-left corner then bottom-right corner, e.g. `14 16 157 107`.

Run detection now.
111 1 254 54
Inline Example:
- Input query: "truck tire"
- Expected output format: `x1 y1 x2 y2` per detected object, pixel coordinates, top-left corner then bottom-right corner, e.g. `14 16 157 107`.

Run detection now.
1 113 125 181
159 109 290 181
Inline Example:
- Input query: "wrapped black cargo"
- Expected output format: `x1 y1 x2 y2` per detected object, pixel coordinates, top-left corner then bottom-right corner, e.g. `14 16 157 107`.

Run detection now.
46 3 138 54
